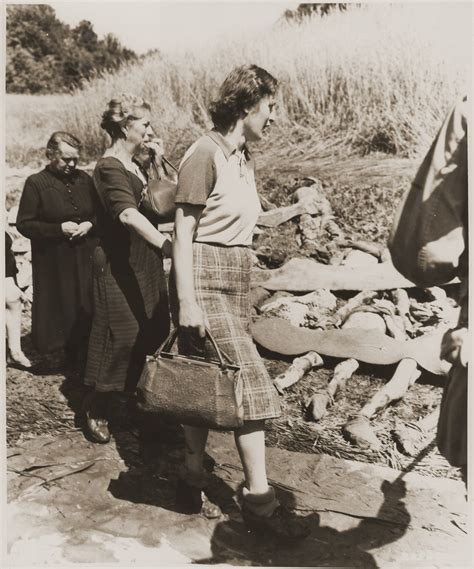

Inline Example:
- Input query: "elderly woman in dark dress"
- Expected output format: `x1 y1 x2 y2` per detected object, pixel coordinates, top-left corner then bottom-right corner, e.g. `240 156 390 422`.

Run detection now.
83 94 170 444
172 65 309 537
17 132 98 365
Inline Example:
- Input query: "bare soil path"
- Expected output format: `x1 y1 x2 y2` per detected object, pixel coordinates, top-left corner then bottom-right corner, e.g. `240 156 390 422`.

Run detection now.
6 429 469 566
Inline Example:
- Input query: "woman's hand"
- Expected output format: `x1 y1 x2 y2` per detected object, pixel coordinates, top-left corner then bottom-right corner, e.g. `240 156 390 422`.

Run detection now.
179 299 208 338
61 221 79 238
71 221 93 239
146 137 165 163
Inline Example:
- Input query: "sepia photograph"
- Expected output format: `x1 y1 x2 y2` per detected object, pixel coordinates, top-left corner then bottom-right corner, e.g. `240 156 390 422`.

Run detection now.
3 0 472 566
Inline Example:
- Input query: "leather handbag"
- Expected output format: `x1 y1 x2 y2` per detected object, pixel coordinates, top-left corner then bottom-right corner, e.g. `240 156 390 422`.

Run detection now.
140 156 178 222
136 328 244 430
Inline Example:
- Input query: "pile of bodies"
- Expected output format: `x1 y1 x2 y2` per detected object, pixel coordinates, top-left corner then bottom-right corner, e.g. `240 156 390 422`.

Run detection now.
248 182 460 455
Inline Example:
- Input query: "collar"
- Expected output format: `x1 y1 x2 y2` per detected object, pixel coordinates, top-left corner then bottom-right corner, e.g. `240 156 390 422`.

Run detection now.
46 164 79 182
207 129 250 161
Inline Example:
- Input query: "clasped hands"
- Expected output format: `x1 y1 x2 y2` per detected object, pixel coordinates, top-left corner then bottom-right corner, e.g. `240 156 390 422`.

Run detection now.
61 221 93 240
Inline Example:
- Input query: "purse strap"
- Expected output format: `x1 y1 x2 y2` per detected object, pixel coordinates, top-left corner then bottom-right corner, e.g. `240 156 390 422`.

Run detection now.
155 327 237 369
150 155 178 180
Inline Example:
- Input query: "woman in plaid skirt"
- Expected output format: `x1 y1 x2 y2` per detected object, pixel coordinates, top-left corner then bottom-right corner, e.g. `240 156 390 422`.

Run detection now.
172 65 309 538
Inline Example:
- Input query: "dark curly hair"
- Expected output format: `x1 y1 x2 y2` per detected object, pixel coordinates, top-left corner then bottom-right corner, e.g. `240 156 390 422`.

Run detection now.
209 65 278 131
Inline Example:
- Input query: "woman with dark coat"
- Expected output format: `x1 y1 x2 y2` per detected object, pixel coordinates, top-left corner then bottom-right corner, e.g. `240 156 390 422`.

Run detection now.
82 94 171 444
17 132 98 364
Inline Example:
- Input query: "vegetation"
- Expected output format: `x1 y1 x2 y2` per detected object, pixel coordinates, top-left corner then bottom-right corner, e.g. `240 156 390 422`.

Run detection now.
5 3 469 167
6 4 137 94
282 3 350 21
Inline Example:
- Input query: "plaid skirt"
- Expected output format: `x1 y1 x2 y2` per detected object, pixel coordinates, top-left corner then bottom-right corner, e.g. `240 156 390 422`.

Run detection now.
170 242 281 421
85 243 170 393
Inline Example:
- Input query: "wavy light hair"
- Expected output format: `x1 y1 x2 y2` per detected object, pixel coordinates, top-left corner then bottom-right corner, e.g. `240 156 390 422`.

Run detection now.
100 94 151 140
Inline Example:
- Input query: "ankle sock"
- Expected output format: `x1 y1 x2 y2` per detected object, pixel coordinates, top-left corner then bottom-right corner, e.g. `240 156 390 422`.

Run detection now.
242 486 280 517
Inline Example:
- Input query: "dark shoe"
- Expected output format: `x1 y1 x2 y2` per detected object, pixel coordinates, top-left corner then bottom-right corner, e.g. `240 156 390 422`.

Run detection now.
85 413 110 444
176 478 222 519
242 503 311 539
82 392 111 444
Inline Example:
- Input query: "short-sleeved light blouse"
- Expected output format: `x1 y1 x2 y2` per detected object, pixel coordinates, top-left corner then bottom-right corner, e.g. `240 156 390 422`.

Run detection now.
175 130 262 247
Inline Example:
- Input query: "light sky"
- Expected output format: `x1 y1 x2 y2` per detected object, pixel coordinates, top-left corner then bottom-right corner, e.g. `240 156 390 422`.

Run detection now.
48 1 299 54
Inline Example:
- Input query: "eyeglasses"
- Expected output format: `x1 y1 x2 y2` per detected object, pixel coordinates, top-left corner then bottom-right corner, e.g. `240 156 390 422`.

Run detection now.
61 156 79 165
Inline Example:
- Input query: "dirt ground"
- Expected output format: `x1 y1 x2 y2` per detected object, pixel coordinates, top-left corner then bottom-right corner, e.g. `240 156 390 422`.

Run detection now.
6 427 470 566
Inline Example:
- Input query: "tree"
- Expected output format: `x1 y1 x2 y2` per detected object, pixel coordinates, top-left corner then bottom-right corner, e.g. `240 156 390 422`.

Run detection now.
283 4 351 22
6 5 138 94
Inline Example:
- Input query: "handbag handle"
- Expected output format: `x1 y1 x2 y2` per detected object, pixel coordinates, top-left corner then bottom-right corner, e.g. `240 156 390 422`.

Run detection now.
155 327 237 369
150 155 178 180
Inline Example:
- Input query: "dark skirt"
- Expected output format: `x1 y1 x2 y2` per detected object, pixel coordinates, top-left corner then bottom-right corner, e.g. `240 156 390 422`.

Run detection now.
170 242 281 421
30 235 98 353
85 241 170 393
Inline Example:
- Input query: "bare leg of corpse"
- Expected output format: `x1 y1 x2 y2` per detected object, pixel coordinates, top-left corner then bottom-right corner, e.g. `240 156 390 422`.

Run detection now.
5 277 31 368
343 358 420 450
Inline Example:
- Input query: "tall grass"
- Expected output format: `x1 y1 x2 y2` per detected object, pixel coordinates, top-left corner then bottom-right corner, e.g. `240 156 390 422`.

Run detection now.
5 3 471 167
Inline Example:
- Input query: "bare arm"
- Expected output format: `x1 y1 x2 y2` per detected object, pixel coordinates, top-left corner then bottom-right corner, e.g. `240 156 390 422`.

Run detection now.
119 208 171 254
172 203 207 337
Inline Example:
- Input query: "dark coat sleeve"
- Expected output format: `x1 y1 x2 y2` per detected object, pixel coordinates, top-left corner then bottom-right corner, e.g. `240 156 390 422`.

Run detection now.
389 97 468 286
16 176 64 240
